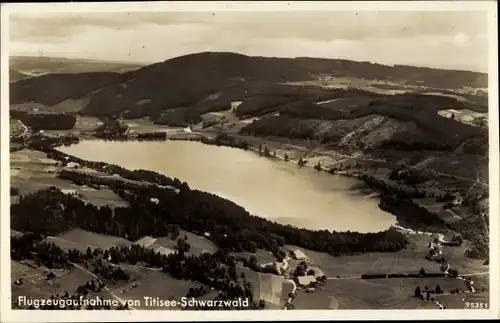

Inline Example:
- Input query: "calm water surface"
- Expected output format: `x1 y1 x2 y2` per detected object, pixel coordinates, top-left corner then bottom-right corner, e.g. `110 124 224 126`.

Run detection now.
59 140 397 233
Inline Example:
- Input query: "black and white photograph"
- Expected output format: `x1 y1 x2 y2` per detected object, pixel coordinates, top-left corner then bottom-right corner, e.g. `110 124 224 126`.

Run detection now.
1 1 498 321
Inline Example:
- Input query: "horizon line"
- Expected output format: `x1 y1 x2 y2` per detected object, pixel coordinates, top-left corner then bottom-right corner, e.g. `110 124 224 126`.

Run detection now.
9 51 488 75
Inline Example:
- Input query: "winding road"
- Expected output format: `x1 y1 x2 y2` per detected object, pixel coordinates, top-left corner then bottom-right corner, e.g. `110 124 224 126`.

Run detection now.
69 261 138 310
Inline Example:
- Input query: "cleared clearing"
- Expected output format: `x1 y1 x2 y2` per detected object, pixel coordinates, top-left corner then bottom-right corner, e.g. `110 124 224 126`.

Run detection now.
47 228 132 252
11 260 93 300
108 265 206 310
258 272 285 308
283 233 442 278
153 230 218 256
134 236 157 248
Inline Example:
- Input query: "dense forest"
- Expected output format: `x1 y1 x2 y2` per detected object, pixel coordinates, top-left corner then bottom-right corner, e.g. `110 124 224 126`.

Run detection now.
136 132 167 140
13 144 410 258
10 110 77 131
11 233 262 309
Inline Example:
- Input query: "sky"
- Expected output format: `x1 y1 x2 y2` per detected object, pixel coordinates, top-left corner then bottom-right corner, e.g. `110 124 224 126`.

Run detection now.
8 10 490 72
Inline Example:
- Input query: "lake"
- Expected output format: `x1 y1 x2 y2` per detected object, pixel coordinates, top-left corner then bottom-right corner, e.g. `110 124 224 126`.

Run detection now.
58 140 397 233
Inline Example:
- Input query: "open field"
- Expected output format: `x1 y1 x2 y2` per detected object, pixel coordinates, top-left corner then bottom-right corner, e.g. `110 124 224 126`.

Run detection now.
11 260 116 309
232 249 278 266
235 265 291 309
124 118 179 133
302 278 463 309
283 234 442 278
293 291 342 310
11 149 129 207
72 186 129 208
107 265 206 310
368 277 469 296
11 260 90 299
45 228 132 252
10 118 25 136
441 242 488 275
152 230 219 256
434 292 490 309
11 149 77 194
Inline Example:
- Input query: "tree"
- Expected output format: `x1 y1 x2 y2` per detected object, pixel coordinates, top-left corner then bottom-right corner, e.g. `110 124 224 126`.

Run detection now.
86 247 92 259
248 255 258 269
177 238 186 251
448 269 459 278
264 146 270 157
419 268 426 276
307 269 315 276
240 272 246 281
284 153 289 162
452 234 463 245
414 286 422 298
451 113 455 119
435 284 443 294
171 225 180 240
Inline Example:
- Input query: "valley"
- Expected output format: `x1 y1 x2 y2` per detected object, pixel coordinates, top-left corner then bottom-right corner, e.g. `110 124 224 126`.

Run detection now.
8 53 490 311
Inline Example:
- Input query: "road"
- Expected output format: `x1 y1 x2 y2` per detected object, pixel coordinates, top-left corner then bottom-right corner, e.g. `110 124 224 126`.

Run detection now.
69 261 138 310
198 131 488 187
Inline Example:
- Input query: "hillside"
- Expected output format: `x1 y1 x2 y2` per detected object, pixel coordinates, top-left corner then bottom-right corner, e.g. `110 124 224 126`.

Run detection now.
9 69 30 82
10 72 124 107
9 56 143 76
8 52 489 151
11 52 487 115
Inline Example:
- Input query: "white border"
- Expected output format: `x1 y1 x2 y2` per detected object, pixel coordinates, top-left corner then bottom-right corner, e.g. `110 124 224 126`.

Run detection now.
1 1 499 321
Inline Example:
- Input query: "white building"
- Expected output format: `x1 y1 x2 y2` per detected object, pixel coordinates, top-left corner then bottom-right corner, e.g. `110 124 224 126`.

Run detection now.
230 101 243 112
293 249 307 261
297 275 316 287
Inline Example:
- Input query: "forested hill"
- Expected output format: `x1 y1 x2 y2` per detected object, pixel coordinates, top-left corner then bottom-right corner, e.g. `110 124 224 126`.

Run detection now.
10 52 487 119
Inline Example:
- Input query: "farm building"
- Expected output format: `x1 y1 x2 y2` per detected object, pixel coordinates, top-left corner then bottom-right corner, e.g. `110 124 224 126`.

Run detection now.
61 189 77 196
297 275 317 287
230 100 243 112
67 162 79 168
292 249 307 260
260 261 284 271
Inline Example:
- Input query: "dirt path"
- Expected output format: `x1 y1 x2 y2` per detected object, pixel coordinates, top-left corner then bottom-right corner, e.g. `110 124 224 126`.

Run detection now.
69 261 138 310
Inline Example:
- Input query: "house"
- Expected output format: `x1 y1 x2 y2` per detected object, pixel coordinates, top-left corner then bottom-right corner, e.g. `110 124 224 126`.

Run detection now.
66 162 79 168
297 275 317 287
230 101 243 112
260 261 284 271
61 189 77 196
150 198 159 204
292 249 307 261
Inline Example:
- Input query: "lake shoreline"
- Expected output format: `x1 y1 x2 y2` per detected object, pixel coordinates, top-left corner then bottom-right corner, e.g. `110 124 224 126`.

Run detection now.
50 135 451 237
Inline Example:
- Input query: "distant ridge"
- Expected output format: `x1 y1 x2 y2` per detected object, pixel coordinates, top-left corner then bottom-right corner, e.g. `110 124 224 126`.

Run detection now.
10 51 488 119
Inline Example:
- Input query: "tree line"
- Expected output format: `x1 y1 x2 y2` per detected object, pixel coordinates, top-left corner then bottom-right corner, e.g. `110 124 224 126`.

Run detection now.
13 168 408 262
